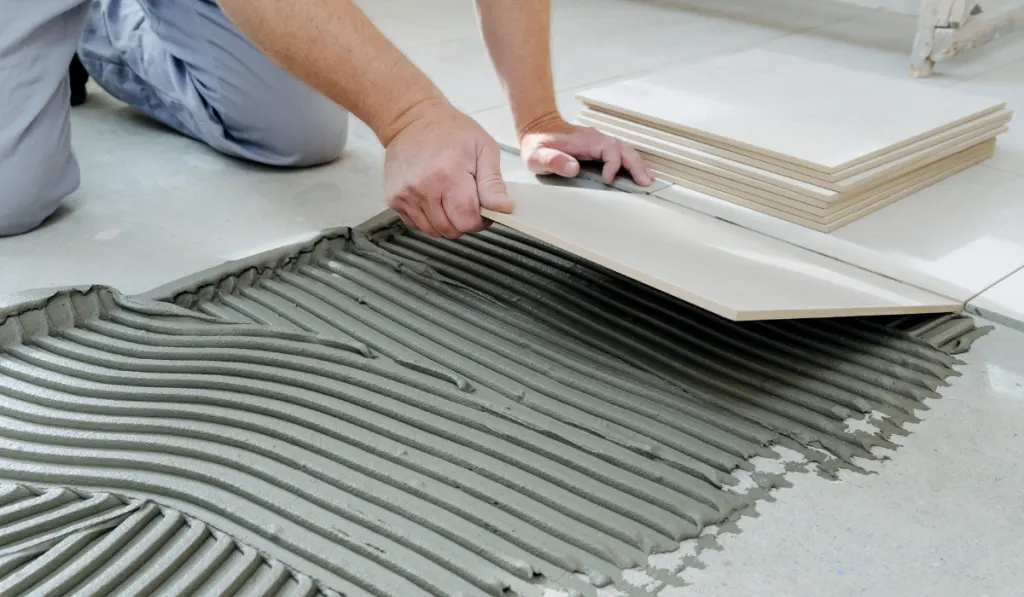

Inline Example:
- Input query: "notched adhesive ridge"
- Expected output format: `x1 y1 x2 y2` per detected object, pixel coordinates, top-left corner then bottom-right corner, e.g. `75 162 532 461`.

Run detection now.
0 482 340 597
0 221 987 596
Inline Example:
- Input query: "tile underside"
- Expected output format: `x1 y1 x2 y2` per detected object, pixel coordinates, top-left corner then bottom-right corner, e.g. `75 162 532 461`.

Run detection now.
0 224 987 596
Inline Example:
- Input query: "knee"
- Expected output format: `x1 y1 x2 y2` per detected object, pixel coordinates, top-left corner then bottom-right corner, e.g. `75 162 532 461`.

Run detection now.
0 158 79 237
216 96 351 168
267 108 350 167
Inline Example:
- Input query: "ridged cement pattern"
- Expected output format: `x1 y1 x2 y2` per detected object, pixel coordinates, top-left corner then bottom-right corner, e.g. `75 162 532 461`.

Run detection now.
0 483 339 597
0 222 986 596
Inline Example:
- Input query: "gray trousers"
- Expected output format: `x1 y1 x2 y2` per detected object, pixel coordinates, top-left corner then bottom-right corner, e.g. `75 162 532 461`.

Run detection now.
1 0 350 237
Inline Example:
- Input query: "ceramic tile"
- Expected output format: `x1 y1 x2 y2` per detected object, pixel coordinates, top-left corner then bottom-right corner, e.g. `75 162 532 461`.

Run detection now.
483 182 960 321
0 89 387 296
472 91 586 153
651 140 995 231
681 0 873 31
759 8 1024 84
356 0 481 36
408 1 794 114
401 36 509 114
968 266 1024 331
577 50 1006 172
579 106 1012 188
654 162 1024 302
832 164 1024 297
648 139 995 221
547 10 787 93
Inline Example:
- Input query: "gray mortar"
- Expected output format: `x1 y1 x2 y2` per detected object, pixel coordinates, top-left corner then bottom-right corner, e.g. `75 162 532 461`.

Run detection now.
0 482 341 596
0 217 987 597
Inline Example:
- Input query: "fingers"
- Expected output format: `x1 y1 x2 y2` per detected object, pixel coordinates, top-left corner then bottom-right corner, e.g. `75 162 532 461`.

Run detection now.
423 194 461 239
526 146 581 178
441 174 487 234
476 142 514 214
619 143 654 186
525 126 655 186
391 196 440 237
599 139 623 185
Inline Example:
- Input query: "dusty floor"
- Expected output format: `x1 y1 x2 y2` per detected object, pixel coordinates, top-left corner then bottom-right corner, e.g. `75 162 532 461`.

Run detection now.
1 1 1024 595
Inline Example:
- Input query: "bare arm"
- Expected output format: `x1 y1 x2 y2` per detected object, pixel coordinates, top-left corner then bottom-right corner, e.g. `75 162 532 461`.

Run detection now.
475 0 651 185
474 0 559 138
217 0 447 146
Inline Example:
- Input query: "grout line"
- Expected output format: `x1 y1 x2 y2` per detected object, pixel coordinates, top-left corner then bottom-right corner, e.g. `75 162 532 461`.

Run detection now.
964 262 1024 306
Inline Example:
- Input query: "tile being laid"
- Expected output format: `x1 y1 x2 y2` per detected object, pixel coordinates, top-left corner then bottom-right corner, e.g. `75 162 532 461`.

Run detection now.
652 164 1024 303
576 49 1005 173
482 182 960 322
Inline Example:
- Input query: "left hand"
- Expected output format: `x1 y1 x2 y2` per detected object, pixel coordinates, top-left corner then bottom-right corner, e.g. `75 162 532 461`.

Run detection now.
518 113 654 187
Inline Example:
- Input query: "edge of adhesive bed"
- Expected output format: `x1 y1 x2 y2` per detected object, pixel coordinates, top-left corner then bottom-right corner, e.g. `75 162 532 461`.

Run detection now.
483 182 960 322
575 49 1005 174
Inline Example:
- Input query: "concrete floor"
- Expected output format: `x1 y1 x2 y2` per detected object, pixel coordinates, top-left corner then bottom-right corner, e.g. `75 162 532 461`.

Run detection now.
2 0 1024 595
616 321 1024 597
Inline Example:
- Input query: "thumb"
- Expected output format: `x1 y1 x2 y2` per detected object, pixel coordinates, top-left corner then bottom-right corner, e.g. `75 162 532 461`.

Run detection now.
477 144 515 214
526 146 580 178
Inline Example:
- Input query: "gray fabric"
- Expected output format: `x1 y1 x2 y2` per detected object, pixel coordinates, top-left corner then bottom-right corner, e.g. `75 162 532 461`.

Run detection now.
0 0 350 237
78 0 350 167
0 0 90 236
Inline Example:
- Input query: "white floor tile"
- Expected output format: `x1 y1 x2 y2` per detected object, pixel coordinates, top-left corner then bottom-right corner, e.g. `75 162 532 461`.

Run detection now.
0 90 387 296
969 266 1024 330
832 164 1024 299
949 60 1024 175
402 0 868 115
653 162 1024 303
760 9 1024 84
472 90 585 152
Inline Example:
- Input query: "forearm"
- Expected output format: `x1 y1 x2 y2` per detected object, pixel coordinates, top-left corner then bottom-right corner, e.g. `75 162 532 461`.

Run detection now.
218 0 448 145
475 0 559 137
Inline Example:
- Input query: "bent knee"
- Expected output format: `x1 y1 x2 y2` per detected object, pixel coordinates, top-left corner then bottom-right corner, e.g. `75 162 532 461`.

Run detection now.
0 159 79 237
215 97 350 168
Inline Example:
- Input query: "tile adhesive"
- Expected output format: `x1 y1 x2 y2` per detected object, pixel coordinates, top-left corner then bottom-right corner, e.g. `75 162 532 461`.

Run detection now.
0 218 988 596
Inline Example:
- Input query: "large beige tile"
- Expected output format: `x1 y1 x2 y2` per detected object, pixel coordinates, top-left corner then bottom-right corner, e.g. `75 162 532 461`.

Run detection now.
968 266 1024 331
648 140 996 229
579 106 1012 188
577 50 1005 173
483 182 960 321
654 163 1024 302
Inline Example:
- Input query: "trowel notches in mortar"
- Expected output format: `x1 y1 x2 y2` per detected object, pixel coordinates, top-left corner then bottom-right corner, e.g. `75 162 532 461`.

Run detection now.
0 216 986 597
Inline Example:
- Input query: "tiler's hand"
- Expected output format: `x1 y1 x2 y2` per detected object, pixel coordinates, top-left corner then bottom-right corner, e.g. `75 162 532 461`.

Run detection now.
384 101 514 238
519 113 654 186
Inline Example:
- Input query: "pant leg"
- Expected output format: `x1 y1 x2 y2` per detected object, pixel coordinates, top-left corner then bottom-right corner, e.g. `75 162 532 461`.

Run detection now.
0 1 90 237
77 0 349 167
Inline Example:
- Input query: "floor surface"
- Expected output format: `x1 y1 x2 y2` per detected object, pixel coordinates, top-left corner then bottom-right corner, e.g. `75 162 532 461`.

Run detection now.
2 1 1024 595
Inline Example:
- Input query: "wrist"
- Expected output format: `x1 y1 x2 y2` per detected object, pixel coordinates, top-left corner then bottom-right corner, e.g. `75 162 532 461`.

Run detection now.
374 91 452 147
515 108 566 143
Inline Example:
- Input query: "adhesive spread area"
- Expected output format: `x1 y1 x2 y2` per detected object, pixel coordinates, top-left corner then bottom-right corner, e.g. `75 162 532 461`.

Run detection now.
0 222 985 596
0 483 340 597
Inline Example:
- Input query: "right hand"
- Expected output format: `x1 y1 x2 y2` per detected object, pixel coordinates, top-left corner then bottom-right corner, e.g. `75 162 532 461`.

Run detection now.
384 101 514 239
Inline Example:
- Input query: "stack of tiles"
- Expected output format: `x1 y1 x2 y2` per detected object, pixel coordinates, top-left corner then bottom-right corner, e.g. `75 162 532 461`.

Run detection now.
575 50 1012 232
